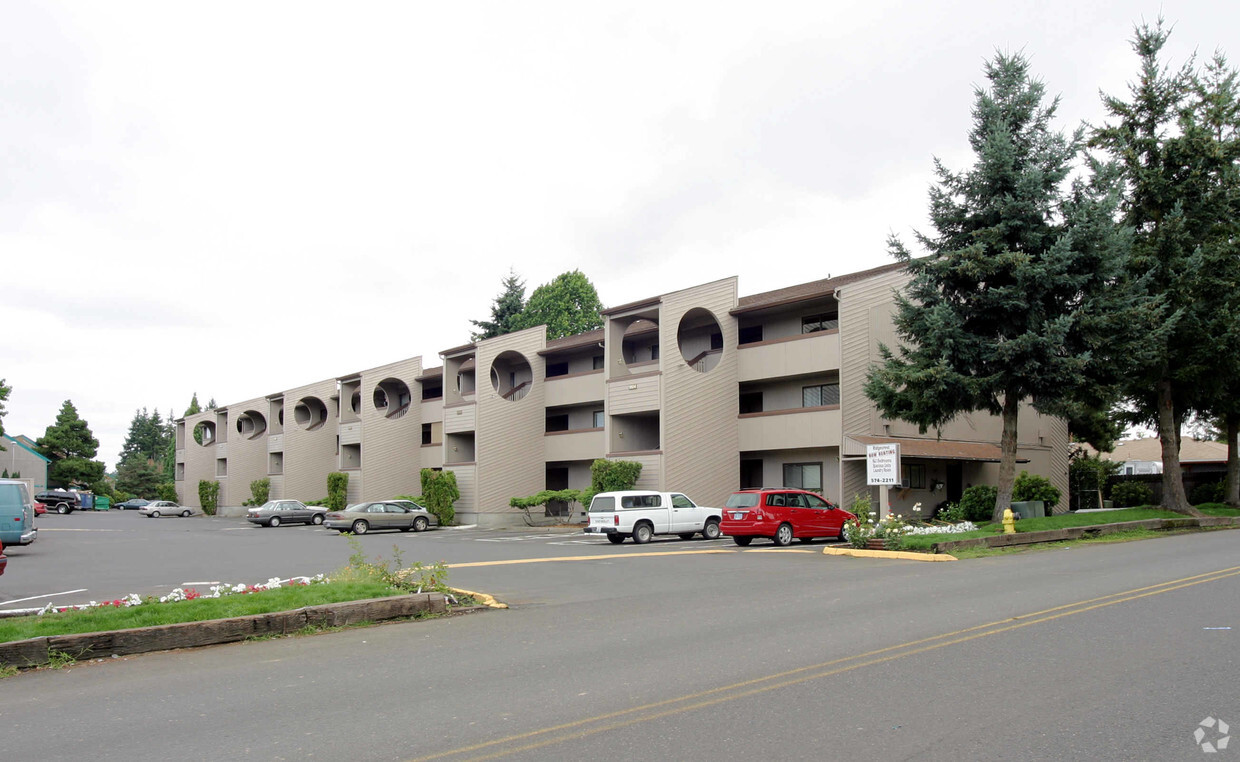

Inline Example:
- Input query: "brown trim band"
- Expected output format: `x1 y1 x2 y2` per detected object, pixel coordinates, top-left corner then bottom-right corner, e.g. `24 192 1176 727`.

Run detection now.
444 461 476 466
606 370 662 383
420 443 441 449
545 369 604 382
443 401 477 410
544 427 604 437
738 405 840 419
606 449 663 457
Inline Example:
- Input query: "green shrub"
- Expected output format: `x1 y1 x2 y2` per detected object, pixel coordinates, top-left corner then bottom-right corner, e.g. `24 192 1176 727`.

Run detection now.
937 501 966 523
1013 470 1061 508
1190 481 1224 506
1069 454 1121 510
958 485 998 523
198 480 221 516
1111 481 1153 508
326 472 349 511
243 478 271 507
421 469 460 526
590 459 643 496
509 489 586 523
156 483 179 502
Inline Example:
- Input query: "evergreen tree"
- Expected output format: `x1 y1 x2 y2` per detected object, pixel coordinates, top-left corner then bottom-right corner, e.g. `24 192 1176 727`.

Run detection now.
37 400 106 487
185 393 202 416
1092 22 1240 514
470 270 527 341
864 52 1128 521
514 270 605 340
0 378 9 451
115 454 166 498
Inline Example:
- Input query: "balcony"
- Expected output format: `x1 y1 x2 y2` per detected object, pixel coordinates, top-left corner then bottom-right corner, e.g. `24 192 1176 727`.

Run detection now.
338 421 362 445
545 370 604 407
738 406 841 451
737 330 840 382
266 433 283 453
607 372 661 415
444 402 476 434
544 428 606 463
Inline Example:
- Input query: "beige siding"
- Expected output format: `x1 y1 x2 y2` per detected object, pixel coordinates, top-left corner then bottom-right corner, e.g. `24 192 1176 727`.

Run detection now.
281 379 339 503
737 331 840 382
544 370 605 407
178 411 217 508
444 403 476 434
607 373 661 415
476 326 547 522
447 464 477 519
738 408 841 451
661 277 740 507
544 429 606 462
360 356 424 500
223 397 273 507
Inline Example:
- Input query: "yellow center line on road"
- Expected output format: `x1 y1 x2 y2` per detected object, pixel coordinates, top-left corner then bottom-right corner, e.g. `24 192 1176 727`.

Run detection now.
446 549 735 568
410 564 1240 762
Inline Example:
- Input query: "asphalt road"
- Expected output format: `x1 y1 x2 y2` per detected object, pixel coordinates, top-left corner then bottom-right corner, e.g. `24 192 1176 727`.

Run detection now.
2 512 1238 761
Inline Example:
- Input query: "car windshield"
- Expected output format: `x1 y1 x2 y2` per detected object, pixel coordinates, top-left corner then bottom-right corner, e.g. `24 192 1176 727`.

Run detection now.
725 493 760 508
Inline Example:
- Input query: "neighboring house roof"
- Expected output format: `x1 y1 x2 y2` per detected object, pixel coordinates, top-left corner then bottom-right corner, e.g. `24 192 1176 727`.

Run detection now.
2 435 52 462
416 366 443 381
731 262 908 315
844 435 1029 463
540 328 605 356
1093 437 1228 465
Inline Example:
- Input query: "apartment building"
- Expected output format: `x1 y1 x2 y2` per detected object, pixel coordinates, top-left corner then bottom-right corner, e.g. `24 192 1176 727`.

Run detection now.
175 264 1069 524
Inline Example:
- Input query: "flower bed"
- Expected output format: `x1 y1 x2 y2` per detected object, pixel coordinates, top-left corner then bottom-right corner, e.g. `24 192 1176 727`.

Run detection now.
37 575 328 616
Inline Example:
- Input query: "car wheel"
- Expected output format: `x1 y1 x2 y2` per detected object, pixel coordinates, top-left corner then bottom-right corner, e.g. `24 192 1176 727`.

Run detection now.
631 523 653 544
733 536 753 547
351 520 369 535
311 513 324 526
57 503 69 515
151 511 161 518
606 534 626 544
773 523 793 546
702 519 722 540
678 532 695 540
414 516 429 532
269 516 281 527
181 510 191 517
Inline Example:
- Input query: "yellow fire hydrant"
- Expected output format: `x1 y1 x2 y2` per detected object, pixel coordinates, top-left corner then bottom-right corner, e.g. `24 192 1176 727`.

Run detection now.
1002 507 1016 534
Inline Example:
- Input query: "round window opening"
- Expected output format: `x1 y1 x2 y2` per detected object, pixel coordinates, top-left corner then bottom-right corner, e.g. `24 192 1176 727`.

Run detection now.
677 308 723 373
235 410 267 440
293 396 328 431
373 378 412 419
490 351 532 402
193 420 216 446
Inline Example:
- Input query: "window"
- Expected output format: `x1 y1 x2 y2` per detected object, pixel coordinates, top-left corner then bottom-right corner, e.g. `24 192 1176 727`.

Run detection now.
421 382 442 400
802 313 838 333
649 344 659 361
671 494 696 508
738 325 763 344
422 424 433 445
802 384 840 407
545 414 569 433
546 362 569 378
907 463 926 489
710 332 723 350
592 410 604 428
593 355 604 370
804 493 831 509
739 392 763 414
783 463 822 492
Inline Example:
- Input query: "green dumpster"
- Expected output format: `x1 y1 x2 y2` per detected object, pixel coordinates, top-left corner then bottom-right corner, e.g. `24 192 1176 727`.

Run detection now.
96 495 111 511
1009 501 1045 519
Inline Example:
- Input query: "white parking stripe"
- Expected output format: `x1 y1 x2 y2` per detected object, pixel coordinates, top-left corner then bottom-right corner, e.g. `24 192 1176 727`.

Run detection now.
1 589 89 606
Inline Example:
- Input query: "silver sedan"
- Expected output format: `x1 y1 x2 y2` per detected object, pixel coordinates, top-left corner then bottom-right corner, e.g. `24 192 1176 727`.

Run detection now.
138 501 192 518
246 500 327 527
324 501 434 535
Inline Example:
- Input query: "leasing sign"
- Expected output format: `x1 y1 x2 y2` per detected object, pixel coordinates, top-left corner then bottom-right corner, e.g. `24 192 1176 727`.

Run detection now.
866 443 901 486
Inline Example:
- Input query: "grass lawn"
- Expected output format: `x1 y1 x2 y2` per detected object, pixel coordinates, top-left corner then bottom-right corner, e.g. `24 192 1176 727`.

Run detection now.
0 580 407 644
900 504 1239 552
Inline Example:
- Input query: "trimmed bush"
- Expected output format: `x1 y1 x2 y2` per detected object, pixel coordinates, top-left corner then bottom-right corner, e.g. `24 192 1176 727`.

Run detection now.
198 480 221 516
243 478 271 507
1189 481 1224 506
156 483 179 502
958 485 998 523
421 469 460 526
589 459 643 502
1013 470 1060 509
326 472 349 511
1111 481 1153 508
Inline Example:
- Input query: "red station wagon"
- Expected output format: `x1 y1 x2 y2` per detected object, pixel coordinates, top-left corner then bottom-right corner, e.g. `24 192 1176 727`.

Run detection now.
720 488 854 547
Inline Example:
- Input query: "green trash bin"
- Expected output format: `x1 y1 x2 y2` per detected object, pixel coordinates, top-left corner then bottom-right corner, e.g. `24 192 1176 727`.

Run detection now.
96 496 112 511
1010 501 1045 519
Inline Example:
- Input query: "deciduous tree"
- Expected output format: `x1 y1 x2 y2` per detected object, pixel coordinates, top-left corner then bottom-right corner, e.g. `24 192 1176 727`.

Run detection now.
514 270 604 340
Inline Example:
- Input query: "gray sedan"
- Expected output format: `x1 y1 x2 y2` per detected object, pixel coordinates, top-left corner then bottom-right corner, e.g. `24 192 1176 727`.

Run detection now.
324 501 433 535
138 501 192 518
246 500 327 527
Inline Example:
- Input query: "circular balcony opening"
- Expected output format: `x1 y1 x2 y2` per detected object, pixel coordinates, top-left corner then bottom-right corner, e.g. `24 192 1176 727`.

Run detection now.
678 308 724 373
235 410 267 440
293 396 328 431
490 351 532 402
193 421 216 446
350 390 361 415
373 378 412 419
621 319 660 371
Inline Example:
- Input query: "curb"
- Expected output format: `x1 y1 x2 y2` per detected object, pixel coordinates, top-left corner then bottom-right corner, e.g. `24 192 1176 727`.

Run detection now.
0 593 457 670
823 547 957 562
450 588 508 609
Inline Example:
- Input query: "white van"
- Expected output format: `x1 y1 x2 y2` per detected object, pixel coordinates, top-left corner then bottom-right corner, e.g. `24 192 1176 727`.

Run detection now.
585 490 722 545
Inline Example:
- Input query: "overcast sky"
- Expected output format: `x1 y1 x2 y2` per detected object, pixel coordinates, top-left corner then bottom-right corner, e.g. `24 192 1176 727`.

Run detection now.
3 1 1236 472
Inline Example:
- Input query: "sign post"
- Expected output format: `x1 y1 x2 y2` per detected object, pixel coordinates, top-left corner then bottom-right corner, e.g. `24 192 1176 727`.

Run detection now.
866 443 900 520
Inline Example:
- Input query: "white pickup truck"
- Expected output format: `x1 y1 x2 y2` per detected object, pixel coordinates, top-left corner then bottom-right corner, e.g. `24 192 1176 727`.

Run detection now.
584 490 723 545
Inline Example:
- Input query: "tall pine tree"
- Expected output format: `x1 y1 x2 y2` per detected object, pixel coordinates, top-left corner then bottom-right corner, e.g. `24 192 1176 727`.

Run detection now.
37 400 106 488
470 270 527 341
865 52 1128 521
